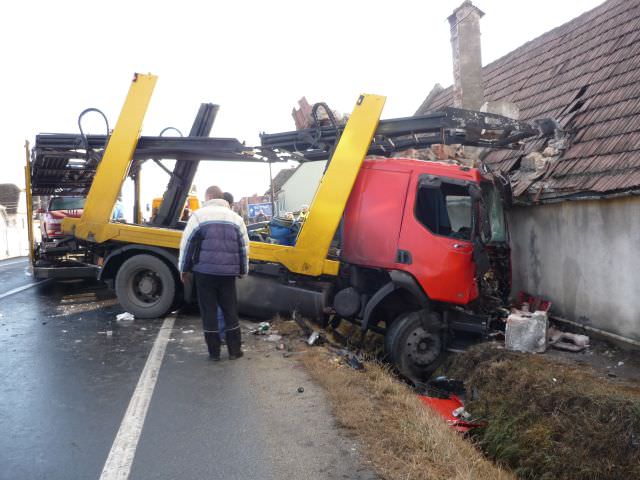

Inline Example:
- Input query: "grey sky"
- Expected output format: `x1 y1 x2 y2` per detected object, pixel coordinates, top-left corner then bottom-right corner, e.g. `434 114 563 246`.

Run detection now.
2 0 603 203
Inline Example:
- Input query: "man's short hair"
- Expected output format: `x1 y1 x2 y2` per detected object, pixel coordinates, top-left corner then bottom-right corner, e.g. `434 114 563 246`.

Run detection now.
223 192 234 205
205 186 224 200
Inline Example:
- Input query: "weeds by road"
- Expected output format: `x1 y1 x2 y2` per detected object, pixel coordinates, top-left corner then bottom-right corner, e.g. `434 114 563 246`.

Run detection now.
302 349 513 480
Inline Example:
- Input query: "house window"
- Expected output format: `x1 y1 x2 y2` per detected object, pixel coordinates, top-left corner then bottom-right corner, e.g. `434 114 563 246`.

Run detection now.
415 180 472 240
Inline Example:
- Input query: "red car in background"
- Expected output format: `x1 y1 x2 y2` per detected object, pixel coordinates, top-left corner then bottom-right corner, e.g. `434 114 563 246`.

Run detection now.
39 196 85 241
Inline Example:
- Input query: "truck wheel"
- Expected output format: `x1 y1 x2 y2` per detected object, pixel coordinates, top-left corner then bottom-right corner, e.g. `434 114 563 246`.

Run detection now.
115 254 176 319
385 310 445 381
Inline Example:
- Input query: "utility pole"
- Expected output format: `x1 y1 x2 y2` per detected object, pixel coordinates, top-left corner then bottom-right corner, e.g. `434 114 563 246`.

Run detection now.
269 161 276 218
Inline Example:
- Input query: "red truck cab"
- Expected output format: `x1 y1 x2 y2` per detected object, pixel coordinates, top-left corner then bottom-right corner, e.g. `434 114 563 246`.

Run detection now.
343 158 489 305
337 157 508 380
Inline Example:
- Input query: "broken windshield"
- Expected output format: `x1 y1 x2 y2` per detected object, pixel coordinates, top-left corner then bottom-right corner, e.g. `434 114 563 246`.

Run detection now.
481 183 507 243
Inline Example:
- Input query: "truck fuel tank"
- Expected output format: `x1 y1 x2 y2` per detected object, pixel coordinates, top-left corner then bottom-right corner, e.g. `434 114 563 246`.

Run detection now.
237 274 332 320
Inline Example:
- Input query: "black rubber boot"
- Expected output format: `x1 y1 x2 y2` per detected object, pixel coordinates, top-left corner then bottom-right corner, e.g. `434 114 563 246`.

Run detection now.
204 332 221 361
226 328 243 359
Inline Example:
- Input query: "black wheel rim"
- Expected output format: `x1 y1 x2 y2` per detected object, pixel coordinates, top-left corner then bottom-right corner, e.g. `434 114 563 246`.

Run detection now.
129 268 163 306
404 326 441 367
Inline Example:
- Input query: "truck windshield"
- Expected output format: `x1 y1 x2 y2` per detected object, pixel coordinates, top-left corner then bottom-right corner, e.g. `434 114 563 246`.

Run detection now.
50 197 85 211
415 182 472 240
481 183 507 243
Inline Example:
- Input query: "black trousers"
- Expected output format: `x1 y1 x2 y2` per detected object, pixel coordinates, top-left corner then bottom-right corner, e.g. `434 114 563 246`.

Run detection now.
194 272 241 356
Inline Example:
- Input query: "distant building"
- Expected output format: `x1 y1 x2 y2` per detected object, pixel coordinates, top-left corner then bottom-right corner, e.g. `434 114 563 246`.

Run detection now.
0 183 28 259
271 163 326 215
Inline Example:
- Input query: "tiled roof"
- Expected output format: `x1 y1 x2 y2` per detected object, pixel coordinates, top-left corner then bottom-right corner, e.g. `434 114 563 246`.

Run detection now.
0 184 20 214
417 0 640 200
268 166 298 195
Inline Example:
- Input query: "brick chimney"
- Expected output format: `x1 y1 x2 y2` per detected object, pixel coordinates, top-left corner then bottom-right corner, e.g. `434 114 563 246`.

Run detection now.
448 1 485 110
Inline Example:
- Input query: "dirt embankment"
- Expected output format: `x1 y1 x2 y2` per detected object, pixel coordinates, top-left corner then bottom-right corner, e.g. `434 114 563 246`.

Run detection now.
443 345 640 480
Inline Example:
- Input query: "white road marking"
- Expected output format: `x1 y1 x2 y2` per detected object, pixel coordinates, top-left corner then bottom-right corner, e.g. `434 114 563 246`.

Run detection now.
99 315 176 480
0 258 28 268
0 280 49 300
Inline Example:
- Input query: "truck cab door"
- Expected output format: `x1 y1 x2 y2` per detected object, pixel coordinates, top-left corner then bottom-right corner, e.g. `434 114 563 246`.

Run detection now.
397 175 478 305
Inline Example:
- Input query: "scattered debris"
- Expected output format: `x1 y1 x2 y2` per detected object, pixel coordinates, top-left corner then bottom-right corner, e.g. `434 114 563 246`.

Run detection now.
548 326 590 352
106 330 113 336
417 376 484 433
297 386 304 393
307 331 324 346
505 309 548 353
265 334 282 342
346 352 364 370
182 329 195 334
253 321 270 335
116 312 135 321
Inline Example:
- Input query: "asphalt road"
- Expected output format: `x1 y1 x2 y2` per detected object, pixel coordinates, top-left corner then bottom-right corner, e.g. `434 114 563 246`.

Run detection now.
0 257 377 480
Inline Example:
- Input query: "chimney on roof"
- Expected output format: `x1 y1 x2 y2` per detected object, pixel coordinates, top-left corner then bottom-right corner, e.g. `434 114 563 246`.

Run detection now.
448 1 485 110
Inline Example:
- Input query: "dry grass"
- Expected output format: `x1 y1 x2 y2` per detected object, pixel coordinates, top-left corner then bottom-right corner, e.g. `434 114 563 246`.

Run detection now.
444 344 640 480
302 349 514 480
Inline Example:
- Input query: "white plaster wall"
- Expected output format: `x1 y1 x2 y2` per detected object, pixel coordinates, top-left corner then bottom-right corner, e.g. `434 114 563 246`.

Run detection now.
277 161 326 214
0 211 8 259
508 196 640 340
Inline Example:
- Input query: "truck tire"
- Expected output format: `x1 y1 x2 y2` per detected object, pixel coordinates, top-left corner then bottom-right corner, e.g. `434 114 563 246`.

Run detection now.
385 309 445 381
115 254 176 319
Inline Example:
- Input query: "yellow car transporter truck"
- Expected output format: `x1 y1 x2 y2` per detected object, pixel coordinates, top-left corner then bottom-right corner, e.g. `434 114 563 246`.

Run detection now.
28 74 554 379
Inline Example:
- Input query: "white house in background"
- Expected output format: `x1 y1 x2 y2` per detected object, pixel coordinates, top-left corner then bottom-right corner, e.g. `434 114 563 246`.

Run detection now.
275 161 326 214
0 184 28 260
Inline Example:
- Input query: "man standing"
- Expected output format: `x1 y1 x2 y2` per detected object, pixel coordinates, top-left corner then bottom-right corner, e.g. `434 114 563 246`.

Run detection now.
178 186 249 360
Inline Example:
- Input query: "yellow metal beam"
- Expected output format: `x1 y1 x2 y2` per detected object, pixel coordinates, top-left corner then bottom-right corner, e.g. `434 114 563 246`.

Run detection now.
64 73 157 242
264 93 386 276
65 87 384 279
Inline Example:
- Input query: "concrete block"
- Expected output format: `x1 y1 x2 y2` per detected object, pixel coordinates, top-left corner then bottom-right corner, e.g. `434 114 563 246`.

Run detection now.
505 310 548 353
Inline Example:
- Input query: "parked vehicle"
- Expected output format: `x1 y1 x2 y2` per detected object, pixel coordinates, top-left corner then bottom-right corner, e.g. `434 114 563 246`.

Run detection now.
38 196 85 241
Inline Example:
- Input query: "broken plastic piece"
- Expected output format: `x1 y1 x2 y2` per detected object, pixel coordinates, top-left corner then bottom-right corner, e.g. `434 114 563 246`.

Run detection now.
253 322 270 335
346 353 364 370
548 326 589 352
116 312 135 321
307 331 322 345
418 394 485 433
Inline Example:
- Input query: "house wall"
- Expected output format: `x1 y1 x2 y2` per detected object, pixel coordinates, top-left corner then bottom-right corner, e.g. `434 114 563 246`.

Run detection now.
277 161 326 213
0 212 28 260
508 196 640 340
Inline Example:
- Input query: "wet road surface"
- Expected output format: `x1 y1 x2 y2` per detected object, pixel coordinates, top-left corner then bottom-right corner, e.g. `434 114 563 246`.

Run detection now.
0 256 43 294
0 257 377 480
